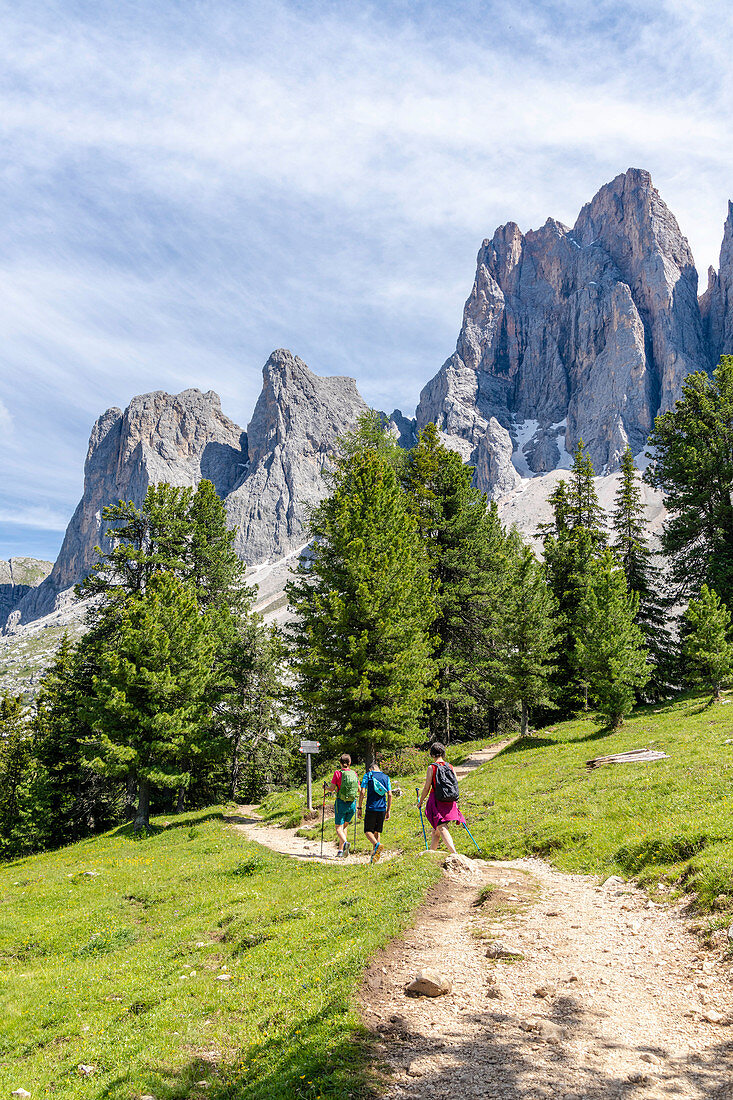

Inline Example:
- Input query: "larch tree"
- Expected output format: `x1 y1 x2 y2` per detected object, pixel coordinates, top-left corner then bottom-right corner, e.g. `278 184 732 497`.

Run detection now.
84 573 218 830
645 357 733 608
574 550 651 728
288 423 435 767
612 446 672 693
682 585 733 702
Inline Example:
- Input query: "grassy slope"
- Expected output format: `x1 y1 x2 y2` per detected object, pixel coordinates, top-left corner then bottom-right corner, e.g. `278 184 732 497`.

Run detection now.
5 691 733 1098
1 811 440 1100
280 693 733 909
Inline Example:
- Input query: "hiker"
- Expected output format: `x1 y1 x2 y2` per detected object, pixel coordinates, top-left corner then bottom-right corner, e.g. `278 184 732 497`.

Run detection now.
417 742 465 854
358 757 392 863
328 753 360 858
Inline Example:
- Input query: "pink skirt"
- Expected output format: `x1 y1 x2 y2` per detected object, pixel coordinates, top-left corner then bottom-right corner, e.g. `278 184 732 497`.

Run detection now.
425 790 466 828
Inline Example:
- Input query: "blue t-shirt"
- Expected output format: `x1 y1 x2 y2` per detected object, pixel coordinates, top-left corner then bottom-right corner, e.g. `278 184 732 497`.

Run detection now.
361 770 391 812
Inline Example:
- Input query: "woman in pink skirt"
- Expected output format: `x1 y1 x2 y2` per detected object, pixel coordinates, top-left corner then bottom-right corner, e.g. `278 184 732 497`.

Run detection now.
417 742 466 853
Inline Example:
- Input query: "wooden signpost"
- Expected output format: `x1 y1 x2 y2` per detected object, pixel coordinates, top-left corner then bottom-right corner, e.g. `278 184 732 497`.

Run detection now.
299 739 320 810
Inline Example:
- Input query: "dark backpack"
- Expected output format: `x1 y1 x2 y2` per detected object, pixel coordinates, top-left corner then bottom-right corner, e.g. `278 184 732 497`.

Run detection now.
432 761 459 802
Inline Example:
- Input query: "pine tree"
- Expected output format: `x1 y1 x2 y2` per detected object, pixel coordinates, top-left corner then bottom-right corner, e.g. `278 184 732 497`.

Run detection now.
288 436 435 767
491 544 557 735
682 585 733 702
402 422 515 741
567 439 607 536
574 551 651 727
0 695 35 857
612 446 671 694
645 357 733 608
541 444 608 712
34 633 120 845
84 573 218 830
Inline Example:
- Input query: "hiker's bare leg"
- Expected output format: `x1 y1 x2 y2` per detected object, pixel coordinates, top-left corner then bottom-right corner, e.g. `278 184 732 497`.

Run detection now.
365 829 378 847
430 826 442 851
335 822 348 850
439 824 457 854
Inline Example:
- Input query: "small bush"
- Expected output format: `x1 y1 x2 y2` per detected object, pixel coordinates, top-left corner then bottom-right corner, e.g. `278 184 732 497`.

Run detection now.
75 927 136 957
230 855 266 877
379 746 429 777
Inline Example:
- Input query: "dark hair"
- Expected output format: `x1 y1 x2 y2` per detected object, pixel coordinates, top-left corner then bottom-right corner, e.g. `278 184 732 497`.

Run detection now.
430 742 446 759
340 753 351 767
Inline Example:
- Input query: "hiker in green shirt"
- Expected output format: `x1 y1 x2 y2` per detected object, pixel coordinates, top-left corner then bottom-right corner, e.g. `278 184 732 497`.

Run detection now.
328 753 359 858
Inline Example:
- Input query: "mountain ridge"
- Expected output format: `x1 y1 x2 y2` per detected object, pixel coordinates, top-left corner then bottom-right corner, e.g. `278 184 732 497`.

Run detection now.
5 168 733 630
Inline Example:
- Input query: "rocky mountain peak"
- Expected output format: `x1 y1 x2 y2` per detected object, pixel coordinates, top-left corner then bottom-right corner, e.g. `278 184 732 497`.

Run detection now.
417 167 710 497
701 200 733 368
12 387 246 625
226 349 368 563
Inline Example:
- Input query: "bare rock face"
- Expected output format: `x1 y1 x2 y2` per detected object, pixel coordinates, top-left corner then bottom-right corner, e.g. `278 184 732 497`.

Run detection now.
0 558 52 624
226 350 368 563
417 169 709 494
701 201 733 366
13 390 246 623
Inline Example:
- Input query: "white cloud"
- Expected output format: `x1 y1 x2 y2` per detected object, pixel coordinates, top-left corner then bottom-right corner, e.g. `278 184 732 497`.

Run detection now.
0 0 732 557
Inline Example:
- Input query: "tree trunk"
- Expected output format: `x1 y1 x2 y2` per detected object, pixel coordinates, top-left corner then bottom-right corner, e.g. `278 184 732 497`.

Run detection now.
445 699 451 745
229 732 242 800
714 681 722 701
133 776 151 832
520 700 529 738
176 785 186 813
582 684 589 711
124 774 137 819
365 741 377 772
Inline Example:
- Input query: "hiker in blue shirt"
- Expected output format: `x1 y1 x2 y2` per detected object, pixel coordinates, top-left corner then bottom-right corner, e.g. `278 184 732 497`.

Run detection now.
358 757 392 863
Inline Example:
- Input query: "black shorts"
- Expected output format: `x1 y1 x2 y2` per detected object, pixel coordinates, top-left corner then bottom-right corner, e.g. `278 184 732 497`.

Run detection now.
364 809 386 835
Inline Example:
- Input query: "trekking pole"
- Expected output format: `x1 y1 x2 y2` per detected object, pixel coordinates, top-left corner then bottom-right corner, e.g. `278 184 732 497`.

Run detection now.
416 788 428 850
320 783 327 859
462 821 481 853
352 807 358 854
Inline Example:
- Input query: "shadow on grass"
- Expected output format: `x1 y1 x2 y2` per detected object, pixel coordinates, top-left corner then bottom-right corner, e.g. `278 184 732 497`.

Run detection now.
95 1000 376 1100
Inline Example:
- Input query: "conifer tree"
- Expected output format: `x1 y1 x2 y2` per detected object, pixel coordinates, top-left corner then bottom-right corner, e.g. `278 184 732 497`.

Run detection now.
682 585 733 701
0 695 35 856
34 633 119 844
288 428 435 766
402 422 515 740
574 551 650 727
612 446 671 693
490 544 557 735
541 442 607 711
645 357 733 608
84 573 218 830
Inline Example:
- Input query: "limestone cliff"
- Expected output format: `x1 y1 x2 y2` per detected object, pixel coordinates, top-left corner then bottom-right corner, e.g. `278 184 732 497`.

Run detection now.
225 349 368 563
14 389 246 623
417 169 710 494
701 201 733 367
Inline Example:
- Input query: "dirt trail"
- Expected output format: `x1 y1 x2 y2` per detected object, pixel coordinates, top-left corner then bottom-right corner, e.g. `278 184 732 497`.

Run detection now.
362 858 733 1099
229 738 513 865
229 739 733 1096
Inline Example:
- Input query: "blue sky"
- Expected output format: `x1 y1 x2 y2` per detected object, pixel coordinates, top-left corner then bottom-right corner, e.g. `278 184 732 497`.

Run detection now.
0 0 732 562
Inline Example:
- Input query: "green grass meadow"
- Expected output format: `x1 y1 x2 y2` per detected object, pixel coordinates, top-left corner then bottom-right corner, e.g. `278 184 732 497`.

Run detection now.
0 812 440 1100
4 690 733 1098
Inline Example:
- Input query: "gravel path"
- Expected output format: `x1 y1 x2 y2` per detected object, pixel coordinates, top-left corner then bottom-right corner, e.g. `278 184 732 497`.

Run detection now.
361 857 733 1099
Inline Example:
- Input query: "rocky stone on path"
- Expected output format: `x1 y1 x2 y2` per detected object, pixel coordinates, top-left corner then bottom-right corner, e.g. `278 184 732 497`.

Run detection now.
11 1090 31 1098
519 1017 563 1044
486 941 523 960
534 983 557 998
702 1009 727 1024
405 968 453 997
77 1066 95 1077
487 981 513 999
442 852 485 879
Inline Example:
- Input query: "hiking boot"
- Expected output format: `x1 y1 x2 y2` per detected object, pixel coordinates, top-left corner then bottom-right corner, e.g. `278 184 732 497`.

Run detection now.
370 842 382 864
335 849 344 858
342 841 350 858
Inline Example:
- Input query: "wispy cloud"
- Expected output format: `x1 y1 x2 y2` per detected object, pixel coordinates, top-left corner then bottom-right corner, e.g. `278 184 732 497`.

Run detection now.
0 0 731 559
